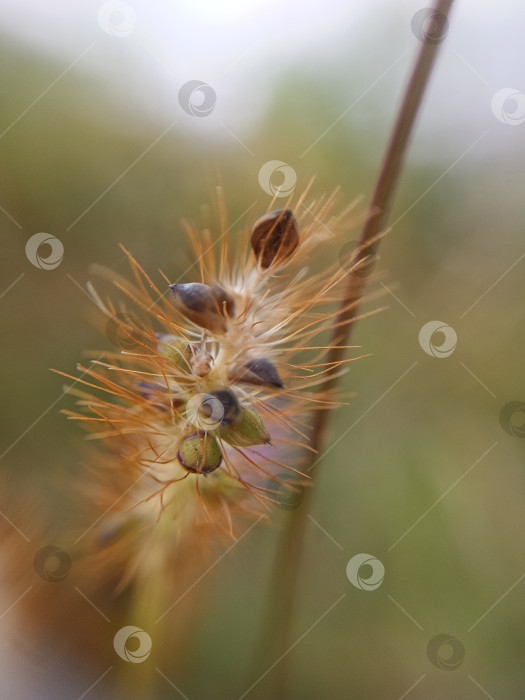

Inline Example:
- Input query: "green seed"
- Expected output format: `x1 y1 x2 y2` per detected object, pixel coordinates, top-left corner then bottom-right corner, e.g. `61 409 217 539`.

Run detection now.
157 336 193 372
219 407 270 447
178 431 222 475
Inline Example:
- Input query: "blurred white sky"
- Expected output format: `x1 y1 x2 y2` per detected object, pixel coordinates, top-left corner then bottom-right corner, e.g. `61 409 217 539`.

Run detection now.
1 0 525 158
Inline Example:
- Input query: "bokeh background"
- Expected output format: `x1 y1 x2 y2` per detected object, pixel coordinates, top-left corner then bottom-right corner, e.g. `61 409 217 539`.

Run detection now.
1 1 525 698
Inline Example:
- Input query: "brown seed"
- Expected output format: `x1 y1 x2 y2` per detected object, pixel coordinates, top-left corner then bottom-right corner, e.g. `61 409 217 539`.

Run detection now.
199 389 241 425
228 357 284 388
169 283 235 334
250 209 299 269
211 285 236 317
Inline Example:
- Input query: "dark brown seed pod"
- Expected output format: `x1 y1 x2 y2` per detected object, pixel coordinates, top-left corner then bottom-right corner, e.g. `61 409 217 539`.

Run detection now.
169 283 235 334
211 285 236 317
228 357 284 388
201 389 241 425
250 209 299 269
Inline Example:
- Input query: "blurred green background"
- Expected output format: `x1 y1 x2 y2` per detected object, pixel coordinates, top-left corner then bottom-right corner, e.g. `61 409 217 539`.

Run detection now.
1 1 525 698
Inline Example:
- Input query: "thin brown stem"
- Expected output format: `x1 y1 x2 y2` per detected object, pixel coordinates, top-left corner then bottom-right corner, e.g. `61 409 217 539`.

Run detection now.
252 1 455 696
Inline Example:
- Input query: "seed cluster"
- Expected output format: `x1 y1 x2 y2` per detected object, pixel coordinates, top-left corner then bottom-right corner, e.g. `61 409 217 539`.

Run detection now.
163 210 297 475
58 191 361 555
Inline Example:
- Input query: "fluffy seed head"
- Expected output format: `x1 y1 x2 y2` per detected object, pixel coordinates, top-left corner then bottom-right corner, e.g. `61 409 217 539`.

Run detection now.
56 186 367 591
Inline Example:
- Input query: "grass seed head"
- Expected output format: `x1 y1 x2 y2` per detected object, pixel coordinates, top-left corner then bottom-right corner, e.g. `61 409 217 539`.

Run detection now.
58 188 366 591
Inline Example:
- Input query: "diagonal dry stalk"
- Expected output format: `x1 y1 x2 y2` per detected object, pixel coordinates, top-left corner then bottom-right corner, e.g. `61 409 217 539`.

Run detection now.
253 0 455 695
